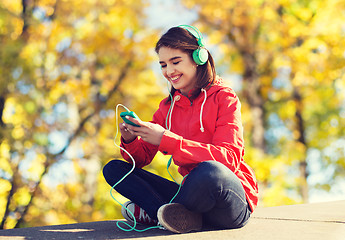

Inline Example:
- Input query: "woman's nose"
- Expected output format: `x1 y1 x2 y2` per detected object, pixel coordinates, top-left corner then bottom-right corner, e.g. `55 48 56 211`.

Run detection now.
166 64 175 76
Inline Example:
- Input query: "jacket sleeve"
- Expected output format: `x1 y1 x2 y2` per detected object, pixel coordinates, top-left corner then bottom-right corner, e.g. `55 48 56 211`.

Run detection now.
120 137 159 168
120 101 167 168
158 90 244 174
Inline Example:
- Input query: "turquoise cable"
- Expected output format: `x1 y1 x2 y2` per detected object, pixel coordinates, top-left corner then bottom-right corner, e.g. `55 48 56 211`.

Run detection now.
111 100 185 232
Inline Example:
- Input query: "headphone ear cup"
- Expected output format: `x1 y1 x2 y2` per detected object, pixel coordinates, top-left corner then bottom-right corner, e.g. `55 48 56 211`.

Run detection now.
193 48 208 65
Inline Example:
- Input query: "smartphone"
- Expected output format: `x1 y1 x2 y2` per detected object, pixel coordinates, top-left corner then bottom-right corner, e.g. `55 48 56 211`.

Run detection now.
120 111 141 127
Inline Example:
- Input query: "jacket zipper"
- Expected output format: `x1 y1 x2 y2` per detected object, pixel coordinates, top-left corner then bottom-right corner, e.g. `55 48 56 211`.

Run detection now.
186 101 194 138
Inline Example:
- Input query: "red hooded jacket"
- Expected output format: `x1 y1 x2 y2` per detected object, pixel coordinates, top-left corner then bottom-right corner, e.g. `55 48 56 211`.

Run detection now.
120 78 259 212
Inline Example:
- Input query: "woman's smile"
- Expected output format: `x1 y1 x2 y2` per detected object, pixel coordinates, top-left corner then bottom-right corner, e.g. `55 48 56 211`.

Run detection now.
169 74 182 83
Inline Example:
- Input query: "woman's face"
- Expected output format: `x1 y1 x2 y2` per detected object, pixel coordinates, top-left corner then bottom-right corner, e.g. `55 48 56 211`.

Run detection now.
158 47 197 96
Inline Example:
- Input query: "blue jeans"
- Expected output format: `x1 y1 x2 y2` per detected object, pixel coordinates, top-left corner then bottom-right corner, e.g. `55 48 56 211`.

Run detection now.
103 160 251 229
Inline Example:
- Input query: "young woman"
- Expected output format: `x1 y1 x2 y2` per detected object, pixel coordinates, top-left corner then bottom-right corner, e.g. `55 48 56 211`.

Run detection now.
103 25 259 234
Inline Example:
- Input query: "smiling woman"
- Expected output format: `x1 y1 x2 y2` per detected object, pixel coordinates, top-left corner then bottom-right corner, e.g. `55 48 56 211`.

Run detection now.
103 25 258 234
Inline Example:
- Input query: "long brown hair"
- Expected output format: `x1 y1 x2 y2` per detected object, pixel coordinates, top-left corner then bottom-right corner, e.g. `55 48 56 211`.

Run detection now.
155 27 216 101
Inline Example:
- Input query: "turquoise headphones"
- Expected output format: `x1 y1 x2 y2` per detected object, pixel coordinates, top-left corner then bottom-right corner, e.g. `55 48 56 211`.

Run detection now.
178 25 209 65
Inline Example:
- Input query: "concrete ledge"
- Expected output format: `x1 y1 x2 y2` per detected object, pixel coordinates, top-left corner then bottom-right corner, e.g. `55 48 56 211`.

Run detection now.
0 201 344 240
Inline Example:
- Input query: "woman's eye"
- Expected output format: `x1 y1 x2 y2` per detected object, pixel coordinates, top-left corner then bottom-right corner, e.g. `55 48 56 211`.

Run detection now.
160 61 180 68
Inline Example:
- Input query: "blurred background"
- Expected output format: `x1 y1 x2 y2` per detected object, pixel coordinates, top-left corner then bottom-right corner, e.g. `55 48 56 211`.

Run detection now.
0 0 344 229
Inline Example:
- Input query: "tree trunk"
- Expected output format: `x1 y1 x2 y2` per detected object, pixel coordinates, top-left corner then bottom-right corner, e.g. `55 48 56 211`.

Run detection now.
293 87 309 202
0 96 5 127
242 52 266 151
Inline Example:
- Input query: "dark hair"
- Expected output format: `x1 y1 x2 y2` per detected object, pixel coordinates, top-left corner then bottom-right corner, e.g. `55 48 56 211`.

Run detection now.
155 27 216 101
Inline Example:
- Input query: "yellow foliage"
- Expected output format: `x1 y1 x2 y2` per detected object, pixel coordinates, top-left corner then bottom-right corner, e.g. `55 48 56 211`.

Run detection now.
209 30 224 45
13 187 31 206
84 121 97 135
123 70 158 100
0 141 11 159
27 153 46 180
3 97 18 124
229 57 244 73
10 18 24 40
0 0 22 15
48 81 66 103
20 42 43 63
0 179 12 193
279 100 296 120
244 148 269 182
262 184 300 207
12 126 25 140
3 217 17 229
0 180 12 218
263 7 278 21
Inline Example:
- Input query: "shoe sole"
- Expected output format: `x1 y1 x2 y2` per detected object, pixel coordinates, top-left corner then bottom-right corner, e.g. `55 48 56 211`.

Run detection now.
157 203 202 234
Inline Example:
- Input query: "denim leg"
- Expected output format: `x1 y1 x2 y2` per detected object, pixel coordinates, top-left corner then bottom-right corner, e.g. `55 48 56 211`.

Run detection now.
174 161 251 229
103 160 179 220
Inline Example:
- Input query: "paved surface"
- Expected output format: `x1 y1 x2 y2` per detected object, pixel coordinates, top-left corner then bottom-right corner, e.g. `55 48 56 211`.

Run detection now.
0 200 344 240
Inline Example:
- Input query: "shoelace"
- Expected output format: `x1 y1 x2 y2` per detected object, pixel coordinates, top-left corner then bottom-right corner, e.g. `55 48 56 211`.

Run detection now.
136 206 156 224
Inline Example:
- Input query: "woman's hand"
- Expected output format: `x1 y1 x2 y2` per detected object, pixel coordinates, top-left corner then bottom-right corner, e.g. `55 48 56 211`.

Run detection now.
119 121 137 143
122 116 165 146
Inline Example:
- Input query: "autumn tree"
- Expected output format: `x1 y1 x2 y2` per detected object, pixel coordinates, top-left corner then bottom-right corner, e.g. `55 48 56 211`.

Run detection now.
0 0 165 229
182 0 345 204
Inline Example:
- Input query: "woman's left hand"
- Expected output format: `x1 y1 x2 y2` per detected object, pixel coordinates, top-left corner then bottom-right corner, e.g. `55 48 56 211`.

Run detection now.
123 116 165 146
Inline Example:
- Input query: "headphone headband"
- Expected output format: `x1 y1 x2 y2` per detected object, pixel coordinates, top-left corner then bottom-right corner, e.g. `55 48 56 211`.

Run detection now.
178 24 208 65
178 25 205 46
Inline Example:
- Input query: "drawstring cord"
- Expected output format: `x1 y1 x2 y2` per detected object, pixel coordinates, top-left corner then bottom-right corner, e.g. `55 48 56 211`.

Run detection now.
166 89 207 133
199 88 207 132
166 95 178 130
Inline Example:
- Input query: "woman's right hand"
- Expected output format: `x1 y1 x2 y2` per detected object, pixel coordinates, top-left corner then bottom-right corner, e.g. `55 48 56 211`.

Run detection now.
119 122 137 143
